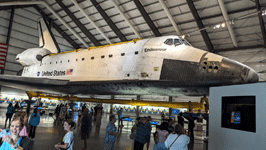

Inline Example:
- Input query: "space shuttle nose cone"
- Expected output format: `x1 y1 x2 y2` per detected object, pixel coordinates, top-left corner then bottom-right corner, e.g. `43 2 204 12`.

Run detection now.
247 69 259 83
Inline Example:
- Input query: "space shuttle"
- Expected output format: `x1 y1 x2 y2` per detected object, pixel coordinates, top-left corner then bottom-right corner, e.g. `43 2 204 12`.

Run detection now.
0 18 259 96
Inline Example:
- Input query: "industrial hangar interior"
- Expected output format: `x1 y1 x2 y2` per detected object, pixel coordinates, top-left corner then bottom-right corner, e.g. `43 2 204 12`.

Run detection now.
0 0 265 150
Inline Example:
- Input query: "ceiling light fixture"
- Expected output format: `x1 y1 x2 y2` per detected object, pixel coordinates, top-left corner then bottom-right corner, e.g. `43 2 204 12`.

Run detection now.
213 22 227 29
262 10 266 16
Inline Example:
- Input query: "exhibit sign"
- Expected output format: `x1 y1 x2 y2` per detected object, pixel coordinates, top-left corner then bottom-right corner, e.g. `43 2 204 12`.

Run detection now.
221 96 255 132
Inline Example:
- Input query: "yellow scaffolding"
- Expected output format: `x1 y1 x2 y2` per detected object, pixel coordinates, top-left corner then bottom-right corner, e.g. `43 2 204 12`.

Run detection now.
26 91 209 111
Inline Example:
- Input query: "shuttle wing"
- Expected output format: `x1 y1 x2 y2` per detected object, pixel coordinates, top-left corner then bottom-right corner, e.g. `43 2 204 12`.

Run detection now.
0 74 210 96
0 75 69 94
0 75 69 85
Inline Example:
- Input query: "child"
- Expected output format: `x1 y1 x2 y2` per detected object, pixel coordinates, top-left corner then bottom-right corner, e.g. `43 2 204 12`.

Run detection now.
54 120 75 150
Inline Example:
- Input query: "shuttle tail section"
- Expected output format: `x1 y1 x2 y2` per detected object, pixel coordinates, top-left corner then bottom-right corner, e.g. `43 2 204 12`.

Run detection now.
37 18 60 53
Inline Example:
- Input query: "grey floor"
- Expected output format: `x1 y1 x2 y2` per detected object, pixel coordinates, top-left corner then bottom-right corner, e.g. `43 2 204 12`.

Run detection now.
0 109 208 150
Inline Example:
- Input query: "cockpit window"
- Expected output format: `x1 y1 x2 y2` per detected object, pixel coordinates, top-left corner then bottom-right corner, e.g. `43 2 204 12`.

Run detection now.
164 39 173 46
174 39 182 46
181 39 191 46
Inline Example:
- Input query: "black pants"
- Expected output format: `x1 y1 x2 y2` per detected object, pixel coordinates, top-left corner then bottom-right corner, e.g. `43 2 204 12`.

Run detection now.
118 118 123 126
5 113 13 125
29 125 37 139
134 141 144 150
189 128 194 141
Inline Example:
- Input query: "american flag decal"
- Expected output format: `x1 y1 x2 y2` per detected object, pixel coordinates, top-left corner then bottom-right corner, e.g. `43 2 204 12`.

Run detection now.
66 69 73 75
0 42 8 69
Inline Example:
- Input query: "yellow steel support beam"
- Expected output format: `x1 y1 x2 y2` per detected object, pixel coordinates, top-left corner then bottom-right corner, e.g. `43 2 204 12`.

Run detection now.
25 91 209 110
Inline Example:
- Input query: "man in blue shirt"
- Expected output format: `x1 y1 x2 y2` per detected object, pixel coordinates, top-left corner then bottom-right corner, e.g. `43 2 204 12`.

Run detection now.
104 115 119 150
134 117 150 150
117 108 123 127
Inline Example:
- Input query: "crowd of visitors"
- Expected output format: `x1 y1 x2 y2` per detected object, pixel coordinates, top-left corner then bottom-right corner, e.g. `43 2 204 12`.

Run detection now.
0 102 195 150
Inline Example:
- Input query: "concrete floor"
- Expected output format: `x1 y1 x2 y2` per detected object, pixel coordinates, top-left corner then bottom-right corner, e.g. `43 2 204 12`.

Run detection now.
0 109 208 150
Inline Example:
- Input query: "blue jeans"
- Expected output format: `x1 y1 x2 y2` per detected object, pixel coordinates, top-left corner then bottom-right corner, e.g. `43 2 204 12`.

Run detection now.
157 142 167 150
104 142 114 150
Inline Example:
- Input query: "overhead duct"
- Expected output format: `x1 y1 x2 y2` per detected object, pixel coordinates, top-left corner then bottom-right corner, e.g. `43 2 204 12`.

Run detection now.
218 0 238 47
0 1 89 48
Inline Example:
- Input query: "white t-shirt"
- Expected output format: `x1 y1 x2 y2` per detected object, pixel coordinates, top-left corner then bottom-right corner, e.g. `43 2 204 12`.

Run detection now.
164 134 190 150
63 131 74 150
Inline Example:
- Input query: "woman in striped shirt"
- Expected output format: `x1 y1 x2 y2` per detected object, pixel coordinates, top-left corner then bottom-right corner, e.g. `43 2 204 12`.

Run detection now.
157 122 169 150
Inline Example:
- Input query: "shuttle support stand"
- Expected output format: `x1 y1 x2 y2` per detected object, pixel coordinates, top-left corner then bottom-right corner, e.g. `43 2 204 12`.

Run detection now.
169 96 172 117
136 95 140 117
110 95 114 114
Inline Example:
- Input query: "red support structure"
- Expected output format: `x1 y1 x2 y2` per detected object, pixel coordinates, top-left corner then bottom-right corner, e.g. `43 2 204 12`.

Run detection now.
0 43 8 70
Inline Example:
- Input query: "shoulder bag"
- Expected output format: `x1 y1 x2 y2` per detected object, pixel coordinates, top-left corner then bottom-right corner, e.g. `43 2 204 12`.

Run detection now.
166 134 180 150
129 126 137 139
60 133 74 150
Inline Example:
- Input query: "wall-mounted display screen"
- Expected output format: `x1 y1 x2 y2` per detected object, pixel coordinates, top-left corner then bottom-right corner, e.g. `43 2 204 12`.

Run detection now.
172 109 180 115
221 96 255 132
150 121 159 125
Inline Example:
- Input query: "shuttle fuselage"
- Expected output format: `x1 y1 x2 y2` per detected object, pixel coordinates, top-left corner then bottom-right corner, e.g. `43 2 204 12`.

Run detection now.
15 36 258 96
0 18 258 96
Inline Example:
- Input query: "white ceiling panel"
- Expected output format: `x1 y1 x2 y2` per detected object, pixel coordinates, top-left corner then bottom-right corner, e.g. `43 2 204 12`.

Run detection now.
0 16 10 28
158 27 175 35
225 0 255 12
188 34 205 43
238 40 263 47
15 9 40 22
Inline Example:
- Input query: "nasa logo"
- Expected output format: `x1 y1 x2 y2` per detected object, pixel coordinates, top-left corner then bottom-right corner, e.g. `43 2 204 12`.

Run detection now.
37 71 40 76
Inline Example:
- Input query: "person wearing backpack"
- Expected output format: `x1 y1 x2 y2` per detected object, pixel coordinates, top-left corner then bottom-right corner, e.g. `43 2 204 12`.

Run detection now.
164 124 190 150
28 108 40 140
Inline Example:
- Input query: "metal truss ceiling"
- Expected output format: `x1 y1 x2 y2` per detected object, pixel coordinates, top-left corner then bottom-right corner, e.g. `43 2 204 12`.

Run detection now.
0 0 265 52
186 0 214 52
133 0 161 37
255 0 266 47
91 0 127 42
55 0 101 46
